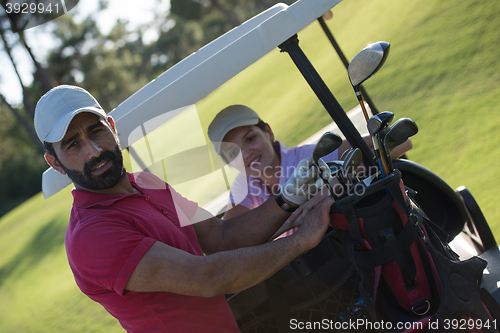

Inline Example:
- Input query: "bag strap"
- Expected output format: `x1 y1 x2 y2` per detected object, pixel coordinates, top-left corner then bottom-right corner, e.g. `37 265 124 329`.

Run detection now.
340 202 364 245
385 171 409 214
409 198 451 244
333 221 420 268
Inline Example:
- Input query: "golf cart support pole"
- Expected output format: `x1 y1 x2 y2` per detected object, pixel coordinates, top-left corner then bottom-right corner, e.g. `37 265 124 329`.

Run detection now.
317 17 380 115
279 34 376 167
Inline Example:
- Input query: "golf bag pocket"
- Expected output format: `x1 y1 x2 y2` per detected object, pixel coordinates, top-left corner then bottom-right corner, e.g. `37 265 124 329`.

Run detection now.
227 228 373 333
328 170 497 332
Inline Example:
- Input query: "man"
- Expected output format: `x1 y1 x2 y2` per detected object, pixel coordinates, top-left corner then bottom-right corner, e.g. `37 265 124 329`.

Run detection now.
34 85 334 332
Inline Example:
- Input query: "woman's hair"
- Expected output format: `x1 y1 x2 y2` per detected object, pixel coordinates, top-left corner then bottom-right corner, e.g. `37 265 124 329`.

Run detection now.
255 119 267 132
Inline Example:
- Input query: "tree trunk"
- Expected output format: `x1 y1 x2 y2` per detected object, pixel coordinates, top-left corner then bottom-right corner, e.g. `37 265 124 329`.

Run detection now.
18 31 54 92
0 94 44 152
0 26 36 117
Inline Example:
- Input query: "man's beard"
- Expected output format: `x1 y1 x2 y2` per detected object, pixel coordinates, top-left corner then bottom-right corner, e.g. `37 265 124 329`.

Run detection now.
61 144 126 191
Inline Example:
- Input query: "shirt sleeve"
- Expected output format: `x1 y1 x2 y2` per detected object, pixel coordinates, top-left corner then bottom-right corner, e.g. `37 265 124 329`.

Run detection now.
227 173 259 210
67 212 156 297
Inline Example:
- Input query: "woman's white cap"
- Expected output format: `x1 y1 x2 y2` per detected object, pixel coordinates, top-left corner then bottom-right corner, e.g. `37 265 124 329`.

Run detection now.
208 105 260 155
34 85 107 143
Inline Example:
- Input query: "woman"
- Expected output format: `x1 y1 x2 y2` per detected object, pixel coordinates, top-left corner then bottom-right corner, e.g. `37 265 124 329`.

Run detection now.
208 105 411 225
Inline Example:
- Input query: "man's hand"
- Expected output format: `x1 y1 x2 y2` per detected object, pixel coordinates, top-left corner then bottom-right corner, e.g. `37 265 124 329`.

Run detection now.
267 185 334 242
284 184 333 231
292 196 334 250
281 157 331 206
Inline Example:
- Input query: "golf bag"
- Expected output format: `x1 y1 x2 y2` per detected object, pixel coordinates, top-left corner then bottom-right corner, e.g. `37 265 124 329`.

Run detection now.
227 170 499 333
228 224 375 332
328 170 498 332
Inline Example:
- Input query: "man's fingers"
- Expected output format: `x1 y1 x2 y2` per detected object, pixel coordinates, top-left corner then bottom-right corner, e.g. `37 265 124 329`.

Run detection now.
286 192 320 225
319 197 335 221
289 194 332 225
286 204 305 225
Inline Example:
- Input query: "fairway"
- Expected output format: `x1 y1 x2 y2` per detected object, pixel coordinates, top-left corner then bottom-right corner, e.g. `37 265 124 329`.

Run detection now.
1 0 499 331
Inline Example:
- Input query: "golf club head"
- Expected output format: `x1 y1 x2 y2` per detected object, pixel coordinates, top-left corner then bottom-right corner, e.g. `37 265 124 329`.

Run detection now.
343 148 363 175
384 118 419 144
348 41 390 90
312 132 343 164
367 111 394 135
327 161 347 186
381 118 418 173
340 148 353 161
327 160 344 170
362 171 381 186
385 139 408 151
327 162 343 178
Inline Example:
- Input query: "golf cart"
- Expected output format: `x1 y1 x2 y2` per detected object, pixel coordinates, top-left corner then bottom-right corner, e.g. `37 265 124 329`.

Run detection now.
39 0 499 330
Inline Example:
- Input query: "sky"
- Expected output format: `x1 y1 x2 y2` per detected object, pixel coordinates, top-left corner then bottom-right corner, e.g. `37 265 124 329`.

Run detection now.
0 0 170 105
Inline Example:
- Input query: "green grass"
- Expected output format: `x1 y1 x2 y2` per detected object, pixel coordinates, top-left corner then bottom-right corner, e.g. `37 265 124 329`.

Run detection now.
0 187 124 332
1 0 500 331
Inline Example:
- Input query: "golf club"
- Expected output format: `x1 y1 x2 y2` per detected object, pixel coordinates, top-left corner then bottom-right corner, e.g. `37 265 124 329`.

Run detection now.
313 132 343 198
348 41 390 121
367 111 394 177
340 147 353 161
362 171 382 187
328 160 348 190
342 148 363 185
381 118 418 172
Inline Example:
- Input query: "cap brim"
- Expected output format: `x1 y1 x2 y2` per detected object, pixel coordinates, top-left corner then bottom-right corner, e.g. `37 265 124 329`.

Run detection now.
213 118 259 155
44 107 107 143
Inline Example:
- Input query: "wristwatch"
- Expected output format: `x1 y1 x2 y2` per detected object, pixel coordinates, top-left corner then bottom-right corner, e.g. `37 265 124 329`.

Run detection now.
274 191 298 213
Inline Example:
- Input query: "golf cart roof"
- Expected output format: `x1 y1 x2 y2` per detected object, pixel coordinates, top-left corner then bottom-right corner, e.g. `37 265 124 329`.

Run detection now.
41 0 342 198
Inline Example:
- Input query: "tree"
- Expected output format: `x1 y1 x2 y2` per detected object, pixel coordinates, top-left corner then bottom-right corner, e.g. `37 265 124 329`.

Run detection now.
165 0 295 62
0 0 296 216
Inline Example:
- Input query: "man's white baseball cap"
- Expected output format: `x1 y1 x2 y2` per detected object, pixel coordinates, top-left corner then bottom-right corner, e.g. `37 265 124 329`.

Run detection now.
208 105 261 155
34 85 107 143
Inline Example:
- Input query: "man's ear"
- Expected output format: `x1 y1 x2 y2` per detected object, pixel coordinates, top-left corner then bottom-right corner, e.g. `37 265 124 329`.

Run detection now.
45 152 66 175
107 115 116 134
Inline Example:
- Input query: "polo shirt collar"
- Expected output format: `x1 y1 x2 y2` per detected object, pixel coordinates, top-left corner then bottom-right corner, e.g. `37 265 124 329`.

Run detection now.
72 173 143 209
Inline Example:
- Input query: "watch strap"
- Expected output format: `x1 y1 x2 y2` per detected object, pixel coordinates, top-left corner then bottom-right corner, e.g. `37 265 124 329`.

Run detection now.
274 192 298 213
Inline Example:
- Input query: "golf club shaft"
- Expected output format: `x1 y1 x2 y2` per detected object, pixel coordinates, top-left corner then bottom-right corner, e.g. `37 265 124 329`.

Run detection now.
357 94 370 122
358 93 392 176
381 137 394 172
322 174 338 200
372 136 390 177
315 161 338 200
376 131 393 175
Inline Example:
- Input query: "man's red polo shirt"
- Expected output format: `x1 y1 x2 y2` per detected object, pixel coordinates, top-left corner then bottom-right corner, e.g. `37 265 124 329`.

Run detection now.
65 172 239 332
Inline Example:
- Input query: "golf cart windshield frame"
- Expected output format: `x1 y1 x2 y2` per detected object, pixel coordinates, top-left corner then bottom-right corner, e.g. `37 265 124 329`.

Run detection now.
41 0 376 197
